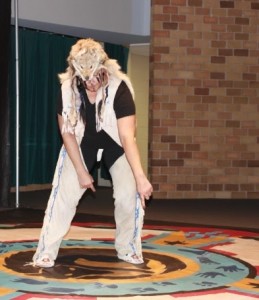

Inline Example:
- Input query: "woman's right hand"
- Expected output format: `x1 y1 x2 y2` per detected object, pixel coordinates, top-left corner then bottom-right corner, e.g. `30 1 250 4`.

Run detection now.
77 169 96 192
58 115 96 193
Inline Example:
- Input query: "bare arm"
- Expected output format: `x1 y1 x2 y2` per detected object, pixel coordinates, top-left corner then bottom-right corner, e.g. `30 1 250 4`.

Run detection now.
58 114 95 192
117 115 153 208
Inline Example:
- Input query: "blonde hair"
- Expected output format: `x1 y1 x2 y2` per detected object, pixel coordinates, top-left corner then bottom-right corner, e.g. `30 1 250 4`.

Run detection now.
58 38 134 97
59 38 135 133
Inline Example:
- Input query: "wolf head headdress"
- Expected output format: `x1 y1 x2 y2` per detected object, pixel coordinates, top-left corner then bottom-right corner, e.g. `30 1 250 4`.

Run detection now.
64 39 108 82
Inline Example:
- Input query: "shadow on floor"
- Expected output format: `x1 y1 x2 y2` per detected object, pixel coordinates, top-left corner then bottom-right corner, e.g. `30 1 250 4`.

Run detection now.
5 187 259 230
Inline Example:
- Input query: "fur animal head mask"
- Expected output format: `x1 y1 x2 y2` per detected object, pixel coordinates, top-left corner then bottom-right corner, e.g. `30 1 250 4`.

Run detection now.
67 38 108 81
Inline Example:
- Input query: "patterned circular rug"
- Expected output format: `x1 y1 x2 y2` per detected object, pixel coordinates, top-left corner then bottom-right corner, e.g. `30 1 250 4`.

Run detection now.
0 222 259 299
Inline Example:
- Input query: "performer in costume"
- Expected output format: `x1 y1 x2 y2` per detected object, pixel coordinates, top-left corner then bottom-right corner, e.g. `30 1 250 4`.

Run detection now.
32 38 153 268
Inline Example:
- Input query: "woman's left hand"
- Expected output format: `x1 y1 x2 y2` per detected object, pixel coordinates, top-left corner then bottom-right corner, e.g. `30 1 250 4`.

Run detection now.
137 176 153 209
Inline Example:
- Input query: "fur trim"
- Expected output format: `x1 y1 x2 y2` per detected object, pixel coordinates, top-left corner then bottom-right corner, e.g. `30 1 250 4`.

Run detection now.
104 59 135 99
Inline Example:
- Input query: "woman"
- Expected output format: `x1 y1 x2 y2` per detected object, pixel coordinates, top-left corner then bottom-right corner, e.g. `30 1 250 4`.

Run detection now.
33 38 153 268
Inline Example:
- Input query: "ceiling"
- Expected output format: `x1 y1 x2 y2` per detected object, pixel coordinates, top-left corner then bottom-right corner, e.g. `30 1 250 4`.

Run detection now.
13 18 150 47
11 0 151 55
12 18 150 57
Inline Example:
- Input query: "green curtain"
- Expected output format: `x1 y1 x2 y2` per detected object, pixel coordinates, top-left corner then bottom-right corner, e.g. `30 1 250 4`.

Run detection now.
104 42 129 72
9 27 77 186
9 27 129 186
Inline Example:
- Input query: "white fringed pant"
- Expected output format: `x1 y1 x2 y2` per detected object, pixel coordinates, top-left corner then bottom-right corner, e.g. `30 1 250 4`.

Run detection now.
33 147 144 264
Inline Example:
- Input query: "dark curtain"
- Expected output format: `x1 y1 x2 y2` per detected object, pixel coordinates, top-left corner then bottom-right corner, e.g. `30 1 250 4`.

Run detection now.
8 28 129 188
104 43 129 72
0 1 11 207
9 27 77 186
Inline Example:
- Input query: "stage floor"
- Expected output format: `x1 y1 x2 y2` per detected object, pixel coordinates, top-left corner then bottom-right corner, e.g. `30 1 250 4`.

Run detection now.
0 213 259 299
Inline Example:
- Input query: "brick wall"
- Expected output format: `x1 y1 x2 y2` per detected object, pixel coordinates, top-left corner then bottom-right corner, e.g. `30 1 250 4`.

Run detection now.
149 0 259 199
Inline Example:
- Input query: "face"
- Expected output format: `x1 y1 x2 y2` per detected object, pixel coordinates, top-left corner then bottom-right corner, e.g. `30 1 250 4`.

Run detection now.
84 75 101 92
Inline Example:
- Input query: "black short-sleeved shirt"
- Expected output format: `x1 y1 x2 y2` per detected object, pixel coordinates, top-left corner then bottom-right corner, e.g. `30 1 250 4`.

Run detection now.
57 80 135 171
